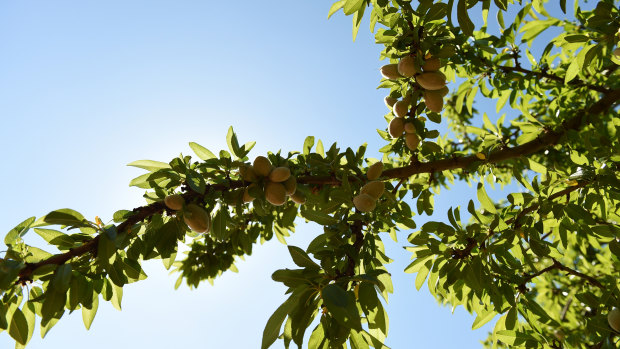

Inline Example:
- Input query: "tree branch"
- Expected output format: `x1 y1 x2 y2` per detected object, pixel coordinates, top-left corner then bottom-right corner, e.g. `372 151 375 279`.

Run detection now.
345 220 365 277
14 89 620 283
497 65 610 94
450 237 477 259
508 180 591 228
551 258 604 289
18 201 169 281
381 88 620 179
518 258 604 292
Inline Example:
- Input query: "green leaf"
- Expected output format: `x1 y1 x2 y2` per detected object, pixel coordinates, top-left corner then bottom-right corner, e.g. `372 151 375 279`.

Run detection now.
527 158 547 175
564 204 595 225
321 284 362 331
303 136 315 155
51 264 72 292
9 308 28 345
457 0 475 36
41 290 65 322
186 169 206 194
404 254 433 274
212 208 230 241
261 291 299 349
328 0 346 19
112 209 132 223
414 258 433 291
565 34 589 43
127 160 170 172
33 228 74 247
97 232 117 267
123 258 148 282
520 19 559 44
189 142 216 160
359 330 390 349
22 302 35 345
343 0 364 15
505 307 517 330
9 308 29 345
107 259 128 287
68 275 84 310
300 209 338 225
609 240 620 259
308 322 329 349
349 329 370 349
111 284 123 311
153 221 180 259
271 269 311 288
477 182 497 214
128 173 152 189
565 58 579 83
40 316 60 339
226 126 242 158
426 3 448 22
287 246 321 270
33 209 91 228
494 0 508 11
24 246 53 263
0 304 7 331
352 4 365 41
495 330 537 345
4 216 35 246
0 259 24 290
82 294 99 330
472 310 496 330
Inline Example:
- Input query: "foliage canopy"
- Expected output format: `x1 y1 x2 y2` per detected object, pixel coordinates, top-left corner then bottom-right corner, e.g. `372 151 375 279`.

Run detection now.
2 0 620 348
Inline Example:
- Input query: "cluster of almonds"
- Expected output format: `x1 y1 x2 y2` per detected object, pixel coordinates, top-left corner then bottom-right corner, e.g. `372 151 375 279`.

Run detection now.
164 194 211 233
353 162 386 212
387 113 421 151
380 54 449 151
381 54 449 113
240 156 306 206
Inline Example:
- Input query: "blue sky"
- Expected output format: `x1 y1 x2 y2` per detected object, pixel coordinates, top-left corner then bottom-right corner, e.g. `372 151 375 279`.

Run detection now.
0 1 534 347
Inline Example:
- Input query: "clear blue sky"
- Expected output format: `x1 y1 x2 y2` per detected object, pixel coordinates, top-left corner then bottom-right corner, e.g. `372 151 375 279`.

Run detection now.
0 1 528 347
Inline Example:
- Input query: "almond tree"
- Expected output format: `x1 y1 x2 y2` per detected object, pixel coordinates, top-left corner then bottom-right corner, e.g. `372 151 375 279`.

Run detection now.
1 1 620 348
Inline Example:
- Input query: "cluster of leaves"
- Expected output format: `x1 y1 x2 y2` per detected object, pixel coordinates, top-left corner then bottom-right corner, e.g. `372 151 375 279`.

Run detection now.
1 0 620 348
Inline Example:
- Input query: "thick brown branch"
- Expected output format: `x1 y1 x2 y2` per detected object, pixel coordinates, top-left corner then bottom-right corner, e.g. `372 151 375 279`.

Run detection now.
381 88 620 179
17 201 169 281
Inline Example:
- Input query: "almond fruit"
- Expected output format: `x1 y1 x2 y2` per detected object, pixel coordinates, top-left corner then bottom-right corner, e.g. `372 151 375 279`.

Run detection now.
253 156 273 177
353 194 376 212
389 118 405 138
380 64 402 80
398 55 420 77
405 132 420 151
164 194 185 211
415 72 447 90
423 90 444 113
265 182 287 206
269 167 291 183
422 57 441 71
367 162 383 180
184 204 211 233
361 181 385 199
